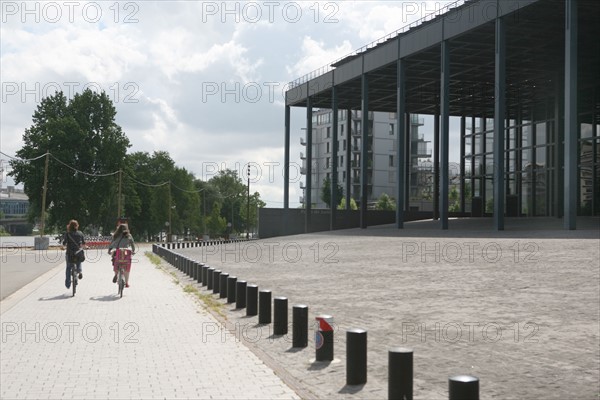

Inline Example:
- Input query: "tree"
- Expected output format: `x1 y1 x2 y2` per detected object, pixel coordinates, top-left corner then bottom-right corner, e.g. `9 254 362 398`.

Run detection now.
376 193 396 211
321 176 343 209
206 202 226 237
9 90 130 233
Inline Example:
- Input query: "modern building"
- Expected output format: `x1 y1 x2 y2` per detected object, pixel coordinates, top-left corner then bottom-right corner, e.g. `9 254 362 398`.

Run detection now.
281 0 599 232
300 110 431 209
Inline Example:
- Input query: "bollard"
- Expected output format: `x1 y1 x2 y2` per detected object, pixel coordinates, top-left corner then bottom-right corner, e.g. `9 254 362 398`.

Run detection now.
449 375 479 400
202 265 209 286
258 290 272 324
219 273 229 299
273 297 288 335
227 276 237 303
246 285 258 316
213 270 222 294
315 315 334 362
197 263 204 283
236 280 247 309
292 305 309 348
206 268 215 290
389 347 413 400
346 328 367 385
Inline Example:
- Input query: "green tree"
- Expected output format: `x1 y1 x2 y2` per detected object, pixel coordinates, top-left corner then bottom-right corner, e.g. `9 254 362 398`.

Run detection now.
9 90 130 233
321 176 343 209
208 169 247 231
239 192 266 237
207 202 226 237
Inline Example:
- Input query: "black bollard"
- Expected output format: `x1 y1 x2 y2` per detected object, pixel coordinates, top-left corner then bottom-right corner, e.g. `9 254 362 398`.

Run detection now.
197 263 204 283
258 290 272 324
219 273 229 298
212 270 221 294
389 347 413 400
246 285 258 316
315 315 334 362
236 280 247 309
202 265 209 286
273 297 288 335
227 276 237 303
292 305 308 348
346 328 367 385
206 268 215 290
449 375 479 400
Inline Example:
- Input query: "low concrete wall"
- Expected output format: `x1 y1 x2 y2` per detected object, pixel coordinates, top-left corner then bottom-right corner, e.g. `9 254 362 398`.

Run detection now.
258 208 434 238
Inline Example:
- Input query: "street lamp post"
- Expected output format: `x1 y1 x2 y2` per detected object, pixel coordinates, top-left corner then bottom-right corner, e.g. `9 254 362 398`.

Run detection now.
247 165 250 240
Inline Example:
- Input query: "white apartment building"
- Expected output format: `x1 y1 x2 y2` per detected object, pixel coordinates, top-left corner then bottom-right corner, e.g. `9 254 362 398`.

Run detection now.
300 110 431 209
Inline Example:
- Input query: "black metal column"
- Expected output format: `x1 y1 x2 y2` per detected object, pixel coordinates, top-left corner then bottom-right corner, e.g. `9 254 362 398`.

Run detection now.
396 58 406 228
360 73 369 229
564 0 578 230
440 40 450 230
494 15 506 230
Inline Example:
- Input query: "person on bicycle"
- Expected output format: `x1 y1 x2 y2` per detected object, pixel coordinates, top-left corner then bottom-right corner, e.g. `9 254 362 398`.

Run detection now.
61 219 86 289
108 224 136 287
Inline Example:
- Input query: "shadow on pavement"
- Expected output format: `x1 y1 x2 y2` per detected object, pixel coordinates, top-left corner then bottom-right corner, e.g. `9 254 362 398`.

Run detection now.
89 295 121 302
338 383 366 394
38 294 72 301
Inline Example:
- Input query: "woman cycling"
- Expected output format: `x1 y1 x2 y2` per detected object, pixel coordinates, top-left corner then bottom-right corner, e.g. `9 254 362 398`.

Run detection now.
108 224 136 287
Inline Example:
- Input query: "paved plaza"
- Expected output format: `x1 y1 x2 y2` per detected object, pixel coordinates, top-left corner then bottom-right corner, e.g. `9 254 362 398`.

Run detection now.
1 217 598 399
174 218 599 399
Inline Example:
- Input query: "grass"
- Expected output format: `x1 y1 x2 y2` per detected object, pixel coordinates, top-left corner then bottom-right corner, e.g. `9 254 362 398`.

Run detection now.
147 252 224 317
183 284 225 318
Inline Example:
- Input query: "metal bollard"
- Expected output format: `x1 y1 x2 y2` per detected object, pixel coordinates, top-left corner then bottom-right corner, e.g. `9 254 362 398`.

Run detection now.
197 263 204 283
236 280 247 309
213 270 222 294
202 265 209 286
292 305 309 348
346 328 367 385
258 290 272 324
389 347 413 400
206 268 215 290
246 285 258 316
219 273 229 298
315 315 334 362
227 276 237 303
273 297 288 335
449 375 479 400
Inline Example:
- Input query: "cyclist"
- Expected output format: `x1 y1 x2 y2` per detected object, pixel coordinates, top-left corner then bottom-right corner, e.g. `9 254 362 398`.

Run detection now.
108 224 136 287
61 219 86 289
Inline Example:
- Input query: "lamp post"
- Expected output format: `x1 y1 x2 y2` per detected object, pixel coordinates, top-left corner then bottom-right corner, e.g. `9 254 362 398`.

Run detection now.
246 165 250 240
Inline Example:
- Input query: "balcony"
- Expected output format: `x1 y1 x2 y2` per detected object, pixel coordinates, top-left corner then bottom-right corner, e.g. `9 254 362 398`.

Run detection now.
300 152 305 160
300 137 306 146
300 167 306 175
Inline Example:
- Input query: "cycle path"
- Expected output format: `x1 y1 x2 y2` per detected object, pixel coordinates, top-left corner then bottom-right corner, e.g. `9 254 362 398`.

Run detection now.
0 245 299 400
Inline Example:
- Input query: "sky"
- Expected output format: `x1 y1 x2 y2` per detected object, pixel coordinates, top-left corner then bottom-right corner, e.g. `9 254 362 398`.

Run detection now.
1 0 458 208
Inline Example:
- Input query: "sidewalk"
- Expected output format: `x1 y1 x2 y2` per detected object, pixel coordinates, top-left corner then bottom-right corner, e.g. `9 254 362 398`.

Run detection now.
0 245 299 400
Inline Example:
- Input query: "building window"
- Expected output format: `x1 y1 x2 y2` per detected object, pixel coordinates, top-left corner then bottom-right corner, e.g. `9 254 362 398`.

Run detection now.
326 142 330 153
341 124 344 137
343 140 347 151
326 157 330 169
340 155 344 166
389 123 394 135
389 155 394 167
326 127 331 138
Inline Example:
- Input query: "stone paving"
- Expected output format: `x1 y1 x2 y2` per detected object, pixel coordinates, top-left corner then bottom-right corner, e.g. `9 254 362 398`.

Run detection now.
170 217 600 400
0 246 299 400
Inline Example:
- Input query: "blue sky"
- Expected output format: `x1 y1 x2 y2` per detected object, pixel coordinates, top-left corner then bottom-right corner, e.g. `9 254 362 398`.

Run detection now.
1 1 456 207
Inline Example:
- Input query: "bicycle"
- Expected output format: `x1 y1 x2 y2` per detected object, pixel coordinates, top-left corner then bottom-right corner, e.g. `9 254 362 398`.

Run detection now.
112 248 133 298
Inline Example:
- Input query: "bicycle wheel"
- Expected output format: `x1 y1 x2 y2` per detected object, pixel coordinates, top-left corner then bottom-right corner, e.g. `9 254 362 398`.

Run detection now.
118 269 124 298
71 266 77 297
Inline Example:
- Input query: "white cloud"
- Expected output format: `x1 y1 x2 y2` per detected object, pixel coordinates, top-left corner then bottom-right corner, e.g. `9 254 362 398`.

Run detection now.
1 1 460 206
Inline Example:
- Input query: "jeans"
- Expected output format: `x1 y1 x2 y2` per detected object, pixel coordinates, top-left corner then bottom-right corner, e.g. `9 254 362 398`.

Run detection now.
65 261 82 288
